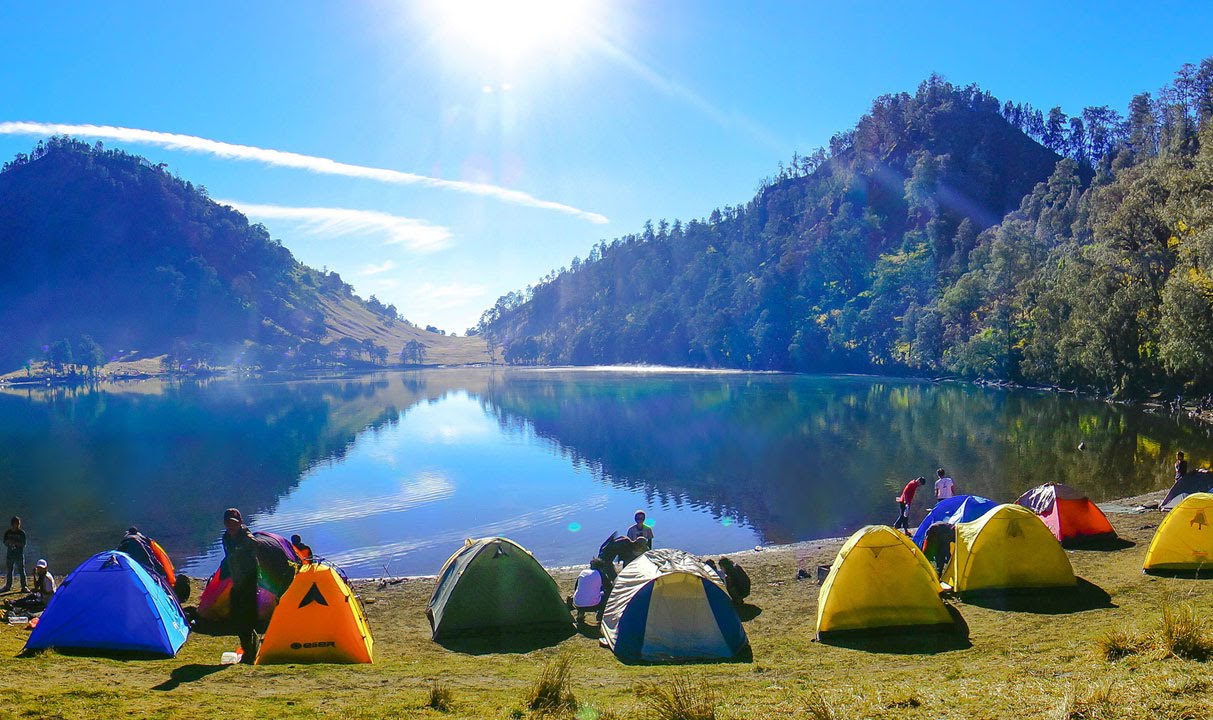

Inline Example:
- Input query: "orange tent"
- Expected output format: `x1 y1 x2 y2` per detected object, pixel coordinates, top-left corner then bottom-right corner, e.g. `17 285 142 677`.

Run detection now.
256 563 373 664
1016 483 1116 544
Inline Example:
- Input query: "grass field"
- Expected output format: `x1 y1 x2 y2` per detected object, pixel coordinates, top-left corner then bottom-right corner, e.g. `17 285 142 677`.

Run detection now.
1 495 1210 720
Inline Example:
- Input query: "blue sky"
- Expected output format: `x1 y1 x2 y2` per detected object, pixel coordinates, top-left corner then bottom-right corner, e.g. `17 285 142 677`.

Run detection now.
2 1 1211 333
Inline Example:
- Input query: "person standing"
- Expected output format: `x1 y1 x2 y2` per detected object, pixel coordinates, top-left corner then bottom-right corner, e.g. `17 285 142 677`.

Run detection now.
3 516 28 593
934 468 955 501
626 510 654 548
221 508 260 664
1176 451 1189 480
894 477 927 535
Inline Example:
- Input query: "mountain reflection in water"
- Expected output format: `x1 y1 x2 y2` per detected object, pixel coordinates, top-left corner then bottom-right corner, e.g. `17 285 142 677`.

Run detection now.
0 370 1207 577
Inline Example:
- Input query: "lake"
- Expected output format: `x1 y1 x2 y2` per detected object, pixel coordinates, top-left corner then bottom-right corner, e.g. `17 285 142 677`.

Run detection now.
0 369 1208 579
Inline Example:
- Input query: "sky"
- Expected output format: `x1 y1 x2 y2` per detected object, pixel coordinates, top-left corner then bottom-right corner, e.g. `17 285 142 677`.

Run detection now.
1 1 1211 334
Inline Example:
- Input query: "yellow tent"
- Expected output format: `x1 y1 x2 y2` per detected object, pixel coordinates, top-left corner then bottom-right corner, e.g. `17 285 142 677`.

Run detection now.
816 525 952 637
942 504 1075 593
256 563 374 664
1144 492 1213 572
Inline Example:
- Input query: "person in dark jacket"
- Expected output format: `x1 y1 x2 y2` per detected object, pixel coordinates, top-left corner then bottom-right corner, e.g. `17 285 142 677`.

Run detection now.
3 516 28 593
718 557 751 604
222 508 260 663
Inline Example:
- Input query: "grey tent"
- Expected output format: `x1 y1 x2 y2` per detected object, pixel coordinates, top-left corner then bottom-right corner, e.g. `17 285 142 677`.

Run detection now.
427 537 571 640
1162 471 1213 511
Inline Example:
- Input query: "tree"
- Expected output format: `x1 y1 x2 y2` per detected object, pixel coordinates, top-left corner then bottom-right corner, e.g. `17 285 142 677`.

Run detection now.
400 340 427 365
73 335 106 376
46 339 73 374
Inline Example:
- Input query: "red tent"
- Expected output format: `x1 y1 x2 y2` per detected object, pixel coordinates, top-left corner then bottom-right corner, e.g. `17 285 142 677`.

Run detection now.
1016 483 1116 544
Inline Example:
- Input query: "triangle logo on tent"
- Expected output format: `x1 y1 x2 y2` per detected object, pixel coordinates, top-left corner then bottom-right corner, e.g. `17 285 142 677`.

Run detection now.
1192 511 1208 530
299 582 328 608
1007 520 1023 538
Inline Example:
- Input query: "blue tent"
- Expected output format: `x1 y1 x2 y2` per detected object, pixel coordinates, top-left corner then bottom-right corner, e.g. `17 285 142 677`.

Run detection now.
913 495 999 547
25 551 190 656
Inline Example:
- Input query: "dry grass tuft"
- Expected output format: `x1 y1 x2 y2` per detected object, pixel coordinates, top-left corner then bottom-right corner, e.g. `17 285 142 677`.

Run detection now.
1059 680 1116 720
637 674 718 720
525 653 577 714
798 689 841 720
426 682 455 713
1097 628 1150 661
1156 603 1213 661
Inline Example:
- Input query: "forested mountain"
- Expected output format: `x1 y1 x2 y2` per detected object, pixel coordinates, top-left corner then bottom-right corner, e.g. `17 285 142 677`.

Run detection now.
476 60 1213 397
0 138 487 373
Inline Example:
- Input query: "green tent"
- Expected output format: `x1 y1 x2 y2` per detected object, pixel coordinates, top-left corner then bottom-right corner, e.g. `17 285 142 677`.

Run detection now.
427 537 572 640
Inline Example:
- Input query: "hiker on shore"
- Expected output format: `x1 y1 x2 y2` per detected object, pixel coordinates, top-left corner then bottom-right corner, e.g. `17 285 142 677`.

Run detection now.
718 557 751 604
3 516 27 593
1176 451 1188 480
894 477 927 535
923 521 956 576
290 534 313 564
9 559 54 613
935 468 955 501
222 508 261 664
626 510 654 548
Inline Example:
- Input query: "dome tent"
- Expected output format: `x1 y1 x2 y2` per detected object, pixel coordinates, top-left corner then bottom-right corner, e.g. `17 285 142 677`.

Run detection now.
427 537 571 640
1144 492 1213 573
256 562 373 664
600 548 748 662
942 504 1076 593
817 526 952 638
912 495 999 548
25 551 189 656
1015 482 1116 544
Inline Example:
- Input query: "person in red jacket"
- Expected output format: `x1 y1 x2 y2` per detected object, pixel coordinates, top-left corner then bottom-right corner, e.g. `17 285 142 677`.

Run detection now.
894 477 927 535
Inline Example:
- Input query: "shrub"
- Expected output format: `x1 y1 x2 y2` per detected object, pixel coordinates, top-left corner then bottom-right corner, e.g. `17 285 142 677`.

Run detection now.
427 682 455 713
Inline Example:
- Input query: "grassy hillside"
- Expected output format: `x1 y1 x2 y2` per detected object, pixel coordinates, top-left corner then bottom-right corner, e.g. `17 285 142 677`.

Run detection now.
1 496 1209 719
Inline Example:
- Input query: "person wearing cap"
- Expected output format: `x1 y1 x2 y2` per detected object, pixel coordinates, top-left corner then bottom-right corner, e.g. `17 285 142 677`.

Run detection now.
221 508 260 664
9 559 54 613
3 516 28 593
625 510 654 548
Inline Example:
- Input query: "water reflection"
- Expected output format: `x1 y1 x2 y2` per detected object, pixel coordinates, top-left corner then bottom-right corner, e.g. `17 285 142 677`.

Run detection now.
1 370 1209 578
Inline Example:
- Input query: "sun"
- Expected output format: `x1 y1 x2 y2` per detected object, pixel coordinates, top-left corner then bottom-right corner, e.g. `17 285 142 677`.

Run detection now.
423 0 601 67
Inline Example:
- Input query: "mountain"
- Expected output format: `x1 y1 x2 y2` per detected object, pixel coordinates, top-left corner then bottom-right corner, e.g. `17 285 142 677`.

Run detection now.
477 62 1213 396
0 137 488 372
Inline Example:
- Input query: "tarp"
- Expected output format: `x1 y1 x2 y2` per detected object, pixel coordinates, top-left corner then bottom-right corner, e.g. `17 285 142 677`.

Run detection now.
257 563 373 664
1161 472 1213 511
943 504 1076 593
912 495 999 547
25 551 189 656
1015 483 1116 544
817 526 952 637
600 548 748 661
1144 492 1213 572
427 537 571 640
197 531 299 624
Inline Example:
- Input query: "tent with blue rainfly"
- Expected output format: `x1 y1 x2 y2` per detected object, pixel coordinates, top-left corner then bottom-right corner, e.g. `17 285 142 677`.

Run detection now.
25 551 189 656
600 548 748 662
912 495 999 548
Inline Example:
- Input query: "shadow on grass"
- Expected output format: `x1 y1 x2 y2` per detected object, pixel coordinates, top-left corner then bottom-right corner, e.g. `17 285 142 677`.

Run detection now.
612 643 755 666
736 603 762 621
1064 536 1136 551
958 578 1114 614
152 664 229 691
1142 568 1213 580
816 605 971 655
435 626 578 655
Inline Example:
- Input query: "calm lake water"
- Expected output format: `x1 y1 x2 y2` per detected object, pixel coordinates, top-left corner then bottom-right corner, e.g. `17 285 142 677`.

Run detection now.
1 369 1209 579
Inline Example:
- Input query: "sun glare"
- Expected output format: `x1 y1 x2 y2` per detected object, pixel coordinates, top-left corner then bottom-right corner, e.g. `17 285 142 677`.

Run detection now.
425 0 600 66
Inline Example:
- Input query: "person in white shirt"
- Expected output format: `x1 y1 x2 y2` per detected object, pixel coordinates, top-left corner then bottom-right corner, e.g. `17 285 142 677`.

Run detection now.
626 510 654 547
935 468 955 500
571 557 612 625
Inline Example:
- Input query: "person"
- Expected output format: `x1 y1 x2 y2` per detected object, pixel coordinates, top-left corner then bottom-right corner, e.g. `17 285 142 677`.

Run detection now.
10 559 54 613
934 468 955 501
922 521 956 577
718 557 751 604
221 508 260 664
3 516 27 593
117 526 190 602
570 557 612 625
1176 451 1188 481
626 510 654 547
894 477 927 535
290 534 313 564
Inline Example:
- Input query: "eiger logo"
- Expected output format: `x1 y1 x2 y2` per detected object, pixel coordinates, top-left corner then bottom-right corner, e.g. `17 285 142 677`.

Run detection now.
290 641 336 650
299 583 328 608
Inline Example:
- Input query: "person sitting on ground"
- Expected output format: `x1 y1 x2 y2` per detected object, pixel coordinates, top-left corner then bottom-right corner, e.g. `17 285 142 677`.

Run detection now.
626 510 654 548
10 559 55 614
290 534 313 564
570 557 612 626
718 557 751 604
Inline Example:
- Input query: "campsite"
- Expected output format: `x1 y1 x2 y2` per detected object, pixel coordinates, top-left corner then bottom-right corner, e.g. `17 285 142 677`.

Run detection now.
1 489 1211 720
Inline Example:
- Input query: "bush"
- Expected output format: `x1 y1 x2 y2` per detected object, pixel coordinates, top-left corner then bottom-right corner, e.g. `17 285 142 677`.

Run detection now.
427 682 455 713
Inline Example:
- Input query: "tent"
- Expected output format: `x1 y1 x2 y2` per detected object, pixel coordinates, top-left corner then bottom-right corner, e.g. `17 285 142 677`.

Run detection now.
943 504 1076 593
256 563 373 664
1015 483 1116 544
197 531 299 624
817 526 952 637
427 537 571 640
25 551 189 656
600 548 748 662
912 495 999 548
1144 492 1213 572
1161 472 1213 511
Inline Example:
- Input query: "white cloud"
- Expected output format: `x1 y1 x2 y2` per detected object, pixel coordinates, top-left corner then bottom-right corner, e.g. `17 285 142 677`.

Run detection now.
405 282 490 312
217 200 453 252
359 260 398 276
0 121 609 224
